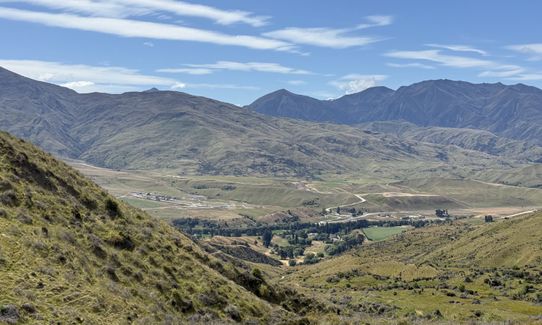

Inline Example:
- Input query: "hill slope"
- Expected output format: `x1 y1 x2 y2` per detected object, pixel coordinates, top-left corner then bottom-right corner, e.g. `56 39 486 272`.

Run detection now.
361 121 542 163
0 67 533 179
284 212 542 322
0 131 320 323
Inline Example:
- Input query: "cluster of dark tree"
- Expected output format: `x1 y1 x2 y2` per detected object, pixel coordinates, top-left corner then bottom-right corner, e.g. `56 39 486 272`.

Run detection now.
273 245 306 260
303 252 323 265
262 230 273 248
324 232 365 256
172 217 437 238
435 209 450 218
322 207 364 216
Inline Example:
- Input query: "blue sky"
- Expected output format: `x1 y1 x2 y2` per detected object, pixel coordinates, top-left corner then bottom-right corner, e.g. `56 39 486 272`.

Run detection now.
0 0 541 105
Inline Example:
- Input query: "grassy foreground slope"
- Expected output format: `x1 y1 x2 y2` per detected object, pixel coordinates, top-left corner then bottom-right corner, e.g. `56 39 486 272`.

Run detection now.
0 131 321 324
284 213 542 323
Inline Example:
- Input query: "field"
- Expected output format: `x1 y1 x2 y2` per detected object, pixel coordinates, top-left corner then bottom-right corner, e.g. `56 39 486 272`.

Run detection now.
69 161 542 228
362 226 410 241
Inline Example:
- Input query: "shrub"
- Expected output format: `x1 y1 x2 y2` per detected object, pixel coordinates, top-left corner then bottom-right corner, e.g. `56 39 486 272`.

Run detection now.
0 190 19 207
252 268 263 279
288 259 297 267
16 213 33 225
303 253 319 265
107 232 135 251
0 180 13 191
105 199 121 218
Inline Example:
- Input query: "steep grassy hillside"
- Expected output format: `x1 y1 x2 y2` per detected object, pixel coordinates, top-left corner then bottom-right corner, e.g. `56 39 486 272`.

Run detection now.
283 213 542 322
0 131 325 324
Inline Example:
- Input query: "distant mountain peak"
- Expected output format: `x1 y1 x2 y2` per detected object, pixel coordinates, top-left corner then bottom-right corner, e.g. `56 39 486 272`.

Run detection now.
143 87 160 93
248 79 542 145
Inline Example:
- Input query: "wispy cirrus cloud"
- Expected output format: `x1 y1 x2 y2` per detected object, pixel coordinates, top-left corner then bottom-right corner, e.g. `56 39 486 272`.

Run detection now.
507 43 542 61
159 61 312 75
426 43 488 56
330 74 387 94
0 59 180 93
0 59 260 92
3 0 270 26
478 66 526 78
157 67 213 75
0 7 292 51
386 47 536 81
505 73 542 81
177 83 260 90
387 62 435 69
0 60 177 91
356 15 393 29
263 15 392 49
385 50 493 68
287 80 306 85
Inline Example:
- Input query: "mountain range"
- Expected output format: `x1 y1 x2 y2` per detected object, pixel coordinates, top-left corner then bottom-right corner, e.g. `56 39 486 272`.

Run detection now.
248 80 542 146
0 67 541 181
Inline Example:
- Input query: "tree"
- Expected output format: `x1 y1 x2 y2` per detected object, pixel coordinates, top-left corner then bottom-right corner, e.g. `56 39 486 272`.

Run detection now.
484 215 494 223
262 229 273 248
303 253 319 265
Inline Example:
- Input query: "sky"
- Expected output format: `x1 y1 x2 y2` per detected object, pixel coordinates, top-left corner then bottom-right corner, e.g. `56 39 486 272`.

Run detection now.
0 0 541 105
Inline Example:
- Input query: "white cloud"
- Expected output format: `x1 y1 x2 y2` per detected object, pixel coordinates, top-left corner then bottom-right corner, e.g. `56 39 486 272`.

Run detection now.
264 27 380 49
61 80 95 88
386 48 536 81
157 67 213 75
505 73 542 81
387 62 435 69
478 65 525 78
507 43 542 61
357 15 393 29
143 41 154 47
0 59 180 93
263 16 392 49
6 0 269 26
182 83 259 90
0 7 293 51
330 74 387 94
287 80 306 85
385 50 493 68
0 59 261 93
171 82 186 89
426 43 488 56
2 0 145 17
161 61 312 75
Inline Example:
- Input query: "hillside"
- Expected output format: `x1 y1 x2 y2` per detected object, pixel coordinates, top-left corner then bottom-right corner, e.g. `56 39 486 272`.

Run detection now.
284 212 542 322
0 131 325 323
361 121 542 163
248 80 542 146
0 67 534 179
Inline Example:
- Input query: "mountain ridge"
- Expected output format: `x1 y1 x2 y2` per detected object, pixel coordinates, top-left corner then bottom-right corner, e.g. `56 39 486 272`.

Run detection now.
248 79 542 146
0 67 540 180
